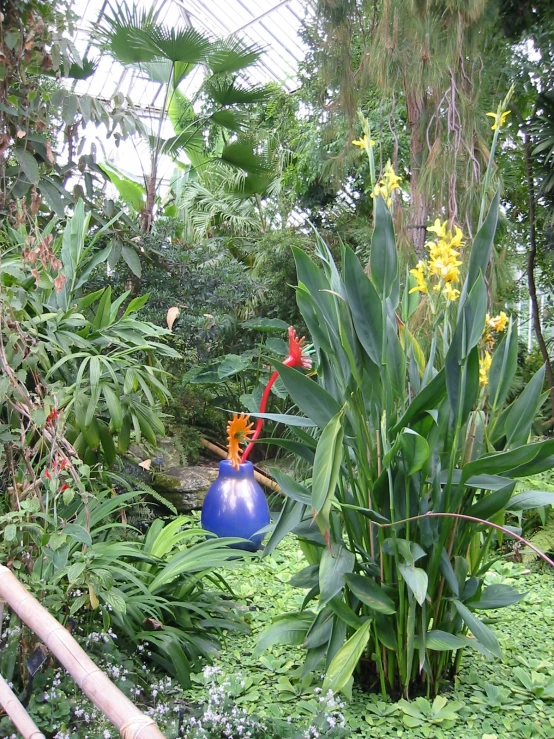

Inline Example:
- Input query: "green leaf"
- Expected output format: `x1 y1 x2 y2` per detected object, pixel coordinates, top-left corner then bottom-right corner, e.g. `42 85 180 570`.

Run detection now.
264 497 306 557
468 482 515 520
398 564 428 606
322 619 372 694
272 360 341 430
99 162 145 212
489 321 518 411
319 543 355 605
244 411 317 428
471 584 525 610
508 490 554 511
63 524 92 546
424 630 474 651
342 245 382 365
370 196 397 299
311 410 344 531
453 600 501 658
505 365 546 448
344 573 396 614
241 318 289 333
217 354 250 379
121 245 142 277
255 612 314 655
14 147 39 184
392 369 446 433
460 190 499 306
270 469 312 506
102 385 123 432
399 429 429 475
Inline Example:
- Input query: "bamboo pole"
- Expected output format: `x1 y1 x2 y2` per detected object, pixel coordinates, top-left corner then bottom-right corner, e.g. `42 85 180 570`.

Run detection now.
0 567 166 739
200 438 282 494
0 672 45 739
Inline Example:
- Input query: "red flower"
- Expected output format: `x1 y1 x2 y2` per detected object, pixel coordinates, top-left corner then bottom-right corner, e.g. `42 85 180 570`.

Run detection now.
60 484 69 492
45 408 58 426
283 327 312 370
44 469 51 480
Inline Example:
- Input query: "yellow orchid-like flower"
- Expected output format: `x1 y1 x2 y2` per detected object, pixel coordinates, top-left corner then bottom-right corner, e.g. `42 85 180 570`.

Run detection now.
352 134 375 150
479 351 492 387
486 311 508 333
426 219 447 239
371 161 401 208
486 110 511 131
409 261 428 294
442 282 460 302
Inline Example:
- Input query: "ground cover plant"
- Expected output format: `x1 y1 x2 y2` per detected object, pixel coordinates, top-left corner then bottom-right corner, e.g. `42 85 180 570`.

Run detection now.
1 532 553 738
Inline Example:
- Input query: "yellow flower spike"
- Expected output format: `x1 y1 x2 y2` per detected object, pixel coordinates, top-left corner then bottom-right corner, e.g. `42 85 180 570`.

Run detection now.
479 351 492 387
352 134 375 149
426 219 448 239
443 282 460 302
487 311 508 333
409 261 428 294
486 110 511 131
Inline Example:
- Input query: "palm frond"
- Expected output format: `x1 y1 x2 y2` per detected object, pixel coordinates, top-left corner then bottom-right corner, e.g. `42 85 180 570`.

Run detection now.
207 37 264 74
95 4 213 67
203 77 273 107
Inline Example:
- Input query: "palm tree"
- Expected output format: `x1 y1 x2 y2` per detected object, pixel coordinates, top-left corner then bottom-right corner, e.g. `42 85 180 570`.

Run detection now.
95 3 272 231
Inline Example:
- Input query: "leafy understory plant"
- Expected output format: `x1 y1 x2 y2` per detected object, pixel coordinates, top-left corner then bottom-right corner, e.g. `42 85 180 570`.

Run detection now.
397 695 463 728
255 188 554 699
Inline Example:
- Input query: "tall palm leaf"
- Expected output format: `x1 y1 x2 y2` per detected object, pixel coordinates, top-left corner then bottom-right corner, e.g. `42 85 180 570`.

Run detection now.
94 2 272 232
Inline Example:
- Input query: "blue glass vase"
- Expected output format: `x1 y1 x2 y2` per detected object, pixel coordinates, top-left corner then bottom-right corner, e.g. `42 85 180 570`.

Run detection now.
201 460 270 549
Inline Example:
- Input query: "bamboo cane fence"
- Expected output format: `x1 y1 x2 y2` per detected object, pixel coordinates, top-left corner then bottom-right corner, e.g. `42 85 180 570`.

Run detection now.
0 567 166 739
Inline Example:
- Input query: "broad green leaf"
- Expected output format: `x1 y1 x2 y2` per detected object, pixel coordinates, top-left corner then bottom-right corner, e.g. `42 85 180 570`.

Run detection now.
392 369 446 433
319 543 355 605
63 524 92 546
505 365 546 448
255 612 314 655
121 245 142 277
399 428 429 475
14 148 39 184
489 320 518 411
462 438 554 482
311 410 344 535
468 482 515 520
370 196 397 299
460 190 499 306
322 619 372 694
217 354 249 379
264 498 306 557
342 245 382 365
344 573 396 615
398 564 428 606
470 584 525 610
508 490 554 511
305 607 334 649
453 600 501 658
273 360 341 429
270 469 312 506
424 630 477 651
246 411 317 428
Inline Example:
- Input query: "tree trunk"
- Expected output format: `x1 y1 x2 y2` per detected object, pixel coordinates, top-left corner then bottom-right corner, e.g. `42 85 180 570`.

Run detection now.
405 89 428 257
140 171 157 233
520 111 554 425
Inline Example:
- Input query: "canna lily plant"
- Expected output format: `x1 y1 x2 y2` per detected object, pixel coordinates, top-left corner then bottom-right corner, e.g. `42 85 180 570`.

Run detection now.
255 191 554 699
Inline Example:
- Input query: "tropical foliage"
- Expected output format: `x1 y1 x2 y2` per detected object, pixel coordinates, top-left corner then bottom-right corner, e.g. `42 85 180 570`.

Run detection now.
256 192 554 697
